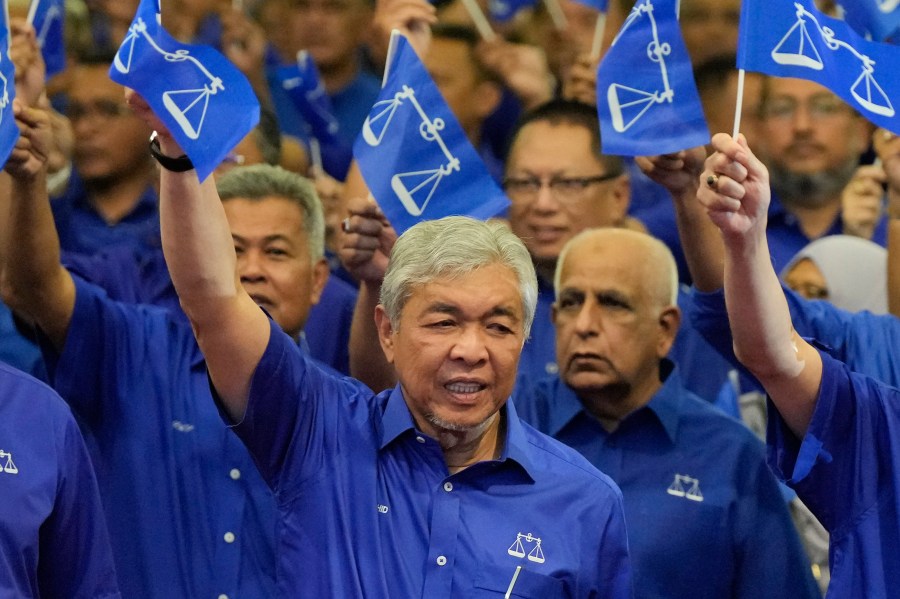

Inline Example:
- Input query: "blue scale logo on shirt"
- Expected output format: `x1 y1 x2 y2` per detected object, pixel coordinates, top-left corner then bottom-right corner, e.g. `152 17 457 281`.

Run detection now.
0 450 18 475
666 474 703 502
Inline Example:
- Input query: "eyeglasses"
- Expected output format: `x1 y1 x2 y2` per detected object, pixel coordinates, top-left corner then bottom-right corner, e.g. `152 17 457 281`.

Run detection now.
502 173 620 202
67 100 133 122
760 94 850 122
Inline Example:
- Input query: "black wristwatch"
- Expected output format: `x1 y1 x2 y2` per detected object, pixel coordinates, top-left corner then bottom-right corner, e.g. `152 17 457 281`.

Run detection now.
148 132 194 172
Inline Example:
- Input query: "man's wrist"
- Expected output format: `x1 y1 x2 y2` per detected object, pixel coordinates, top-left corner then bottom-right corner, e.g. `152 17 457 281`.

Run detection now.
148 132 194 172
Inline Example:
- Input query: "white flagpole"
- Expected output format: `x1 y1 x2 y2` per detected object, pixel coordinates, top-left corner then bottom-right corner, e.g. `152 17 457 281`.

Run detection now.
590 11 607 60
544 0 568 30
309 137 323 172
381 29 402 87
460 0 497 41
732 68 745 138
25 0 38 27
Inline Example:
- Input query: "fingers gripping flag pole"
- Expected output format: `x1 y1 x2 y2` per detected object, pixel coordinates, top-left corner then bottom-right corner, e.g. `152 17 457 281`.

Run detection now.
738 0 900 136
596 0 709 155
353 31 510 234
0 0 18 166
110 0 259 181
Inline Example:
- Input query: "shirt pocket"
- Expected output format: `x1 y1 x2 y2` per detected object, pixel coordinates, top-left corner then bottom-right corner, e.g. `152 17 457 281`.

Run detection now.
472 563 568 598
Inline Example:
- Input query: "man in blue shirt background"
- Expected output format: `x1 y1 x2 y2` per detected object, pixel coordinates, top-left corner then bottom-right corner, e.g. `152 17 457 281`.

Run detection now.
1 102 334 598
701 132 900 598
514 227 820 599
0 361 120 599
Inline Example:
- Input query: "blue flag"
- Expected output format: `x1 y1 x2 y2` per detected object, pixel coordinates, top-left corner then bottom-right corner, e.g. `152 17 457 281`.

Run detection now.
275 50 342 145
27 0 65 78
738 0 900 135
0 0 18 166
597 0 708 156
353 34 509 235
109 0 259 181
572 0 608 11
838 0 900 41
488 0 537 22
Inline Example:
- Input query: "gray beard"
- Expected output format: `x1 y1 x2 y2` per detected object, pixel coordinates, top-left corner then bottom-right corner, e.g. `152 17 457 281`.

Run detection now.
769 159 858 209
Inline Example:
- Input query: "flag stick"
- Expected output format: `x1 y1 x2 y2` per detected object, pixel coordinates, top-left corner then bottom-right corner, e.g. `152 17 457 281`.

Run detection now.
460 0 496 41
309 137 323 173
590 11 607 60
25 0 38 27
381 29 402 87
544 0 568 30
732 68 745 139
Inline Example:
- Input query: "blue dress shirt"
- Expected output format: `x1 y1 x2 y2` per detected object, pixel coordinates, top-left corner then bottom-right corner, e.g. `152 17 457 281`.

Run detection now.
514 363 820 599
765 192 888 274
0 361 120 598
768 349 900 599
690 285 900 388
51 172 160 257
230 319 634 598
61 247 357 375
41 277 276 599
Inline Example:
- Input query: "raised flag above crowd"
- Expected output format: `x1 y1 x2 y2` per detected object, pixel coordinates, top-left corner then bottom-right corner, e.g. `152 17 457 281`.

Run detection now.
838 0 900 42
109 0 259 181
597 0 709 156
738 0 900 136
26 0 64 78
353 32 509 235
0 0 17 166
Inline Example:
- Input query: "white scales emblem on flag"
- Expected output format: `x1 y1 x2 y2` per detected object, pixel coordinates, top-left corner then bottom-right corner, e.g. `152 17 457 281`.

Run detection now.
28 0 62 49
605 0 675 134
361 84 461 217
771 2 894 117
113 14 224 140
878 0 900 14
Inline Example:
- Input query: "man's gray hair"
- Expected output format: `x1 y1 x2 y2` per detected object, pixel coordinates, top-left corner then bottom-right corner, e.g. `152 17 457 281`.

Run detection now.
381 216 538 336
216 164 325 261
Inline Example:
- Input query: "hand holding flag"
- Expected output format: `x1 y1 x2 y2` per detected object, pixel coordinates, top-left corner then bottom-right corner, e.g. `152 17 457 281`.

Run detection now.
109 0 259 181
353 32 509 234
0 0 18 167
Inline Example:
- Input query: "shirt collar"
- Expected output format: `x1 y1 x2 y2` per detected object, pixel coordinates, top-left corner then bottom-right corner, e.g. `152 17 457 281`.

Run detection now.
68 172 158 219
545 359 685 444
379 386 536 480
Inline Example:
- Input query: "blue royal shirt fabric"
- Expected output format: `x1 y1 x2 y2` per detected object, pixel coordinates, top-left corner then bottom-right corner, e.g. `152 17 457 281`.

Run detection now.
690 285 900 388
229 318 634 598
61 247 357 375
0 361 120 599
51 172 160 257
765 191 888 275
514 363 819 599
768 349 900 599
40 277 276 599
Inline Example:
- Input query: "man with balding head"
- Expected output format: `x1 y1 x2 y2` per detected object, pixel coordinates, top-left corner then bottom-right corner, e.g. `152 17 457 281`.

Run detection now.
514 228 821 599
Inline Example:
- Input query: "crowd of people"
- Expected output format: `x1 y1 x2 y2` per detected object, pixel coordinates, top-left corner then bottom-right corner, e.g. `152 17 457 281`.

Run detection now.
2 0 898 597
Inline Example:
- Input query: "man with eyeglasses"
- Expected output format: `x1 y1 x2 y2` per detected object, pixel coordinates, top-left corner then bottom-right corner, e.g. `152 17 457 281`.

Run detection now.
502 99 634 385
53 52 159 257
755 76 881 272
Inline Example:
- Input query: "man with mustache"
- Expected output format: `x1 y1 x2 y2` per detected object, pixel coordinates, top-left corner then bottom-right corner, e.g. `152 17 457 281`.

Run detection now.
513 227 821 599
755 77 877 272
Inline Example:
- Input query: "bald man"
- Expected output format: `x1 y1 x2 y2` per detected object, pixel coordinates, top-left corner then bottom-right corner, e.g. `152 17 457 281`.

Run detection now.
513 228 821 599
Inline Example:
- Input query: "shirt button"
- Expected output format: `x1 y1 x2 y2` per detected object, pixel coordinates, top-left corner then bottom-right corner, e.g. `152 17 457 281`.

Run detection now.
229 468 241 480
223 532 235 543
436 555 447 566
443 482 453 492
416 436 426 443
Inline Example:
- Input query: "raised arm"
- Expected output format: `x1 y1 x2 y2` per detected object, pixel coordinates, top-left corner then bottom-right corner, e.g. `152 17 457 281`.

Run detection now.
697 133 822 438
635 146 725 292
125 92 269 422
0 102 75 351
